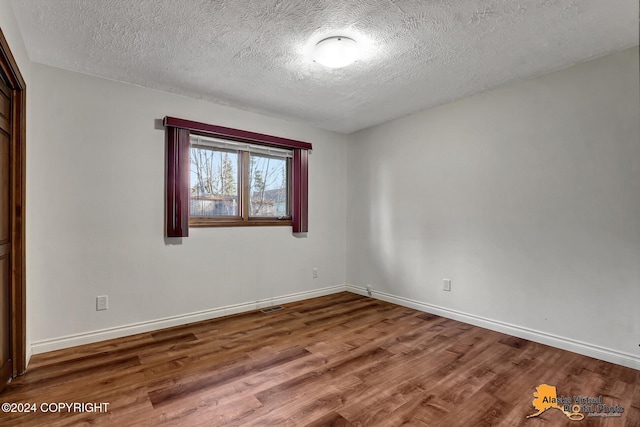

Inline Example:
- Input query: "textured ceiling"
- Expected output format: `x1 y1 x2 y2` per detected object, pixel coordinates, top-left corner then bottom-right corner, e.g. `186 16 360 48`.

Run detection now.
9 0 639 134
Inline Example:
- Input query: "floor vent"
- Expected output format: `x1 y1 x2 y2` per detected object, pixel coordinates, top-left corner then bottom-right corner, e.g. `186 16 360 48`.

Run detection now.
261 306 284 313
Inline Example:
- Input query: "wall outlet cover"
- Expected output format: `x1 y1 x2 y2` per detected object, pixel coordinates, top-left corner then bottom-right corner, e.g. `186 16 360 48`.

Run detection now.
96 295 108 311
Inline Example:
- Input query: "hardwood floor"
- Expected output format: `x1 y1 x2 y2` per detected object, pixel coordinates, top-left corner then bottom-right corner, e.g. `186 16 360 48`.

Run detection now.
0 292 638 426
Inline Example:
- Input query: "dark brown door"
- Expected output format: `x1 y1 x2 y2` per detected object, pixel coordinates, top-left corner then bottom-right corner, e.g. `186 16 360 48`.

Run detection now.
0 76 12 390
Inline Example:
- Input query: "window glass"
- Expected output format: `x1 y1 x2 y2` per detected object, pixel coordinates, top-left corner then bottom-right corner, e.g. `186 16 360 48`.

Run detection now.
189 146 238 217
249 154 288 217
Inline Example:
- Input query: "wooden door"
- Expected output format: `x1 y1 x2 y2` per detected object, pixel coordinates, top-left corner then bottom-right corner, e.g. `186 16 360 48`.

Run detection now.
0 76 11 390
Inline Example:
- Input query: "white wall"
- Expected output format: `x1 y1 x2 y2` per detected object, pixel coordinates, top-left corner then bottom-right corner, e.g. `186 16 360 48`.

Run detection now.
28 63 347 351
347 48 640 369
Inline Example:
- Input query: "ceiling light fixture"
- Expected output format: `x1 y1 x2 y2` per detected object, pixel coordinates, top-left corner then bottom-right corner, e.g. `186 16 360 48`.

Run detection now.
312 36 359 69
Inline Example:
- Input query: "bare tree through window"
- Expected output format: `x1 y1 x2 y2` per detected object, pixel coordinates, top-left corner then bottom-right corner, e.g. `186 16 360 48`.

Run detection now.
249 154 288 217
190 146 238 216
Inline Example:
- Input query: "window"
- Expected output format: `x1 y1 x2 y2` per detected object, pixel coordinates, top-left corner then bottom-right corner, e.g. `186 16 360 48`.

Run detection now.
164 117 311 236
189 135 291 226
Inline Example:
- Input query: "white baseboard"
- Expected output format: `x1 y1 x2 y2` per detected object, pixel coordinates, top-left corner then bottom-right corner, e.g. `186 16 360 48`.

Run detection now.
346 284 639 370
30 285 346 355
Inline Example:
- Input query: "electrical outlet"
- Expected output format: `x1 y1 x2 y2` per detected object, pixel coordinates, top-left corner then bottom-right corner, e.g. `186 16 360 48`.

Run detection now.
96 295 108 311
366 284 372 296
443 279 451 292
312 268 318 278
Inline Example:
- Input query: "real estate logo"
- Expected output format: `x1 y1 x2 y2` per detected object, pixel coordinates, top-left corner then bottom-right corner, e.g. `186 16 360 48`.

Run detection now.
526 384 624 421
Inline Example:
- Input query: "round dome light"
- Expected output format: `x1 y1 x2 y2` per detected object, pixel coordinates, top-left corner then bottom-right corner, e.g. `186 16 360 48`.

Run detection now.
312 36 359 68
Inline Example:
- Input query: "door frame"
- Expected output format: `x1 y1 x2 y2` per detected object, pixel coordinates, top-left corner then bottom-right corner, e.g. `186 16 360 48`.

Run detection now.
0 27 26 377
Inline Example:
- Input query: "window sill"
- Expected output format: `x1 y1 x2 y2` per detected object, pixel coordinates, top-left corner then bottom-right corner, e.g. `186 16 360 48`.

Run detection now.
189 218 293 228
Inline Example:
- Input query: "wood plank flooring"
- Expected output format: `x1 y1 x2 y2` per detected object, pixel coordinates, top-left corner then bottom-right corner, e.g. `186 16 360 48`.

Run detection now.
0 292 638 426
